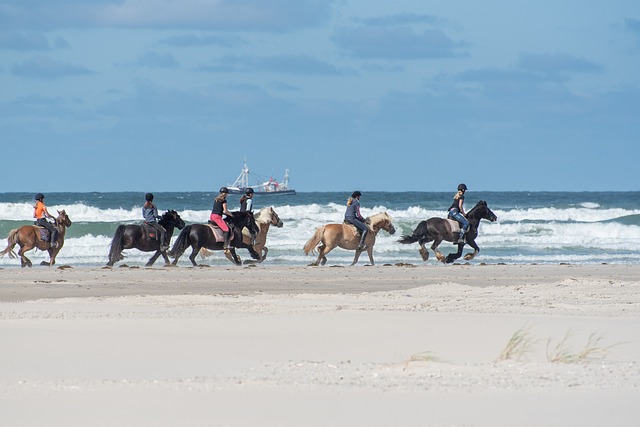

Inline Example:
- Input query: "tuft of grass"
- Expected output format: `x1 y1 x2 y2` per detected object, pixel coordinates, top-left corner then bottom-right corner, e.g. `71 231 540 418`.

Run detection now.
546 330 621 363
496 324 538 362
398 351 442 371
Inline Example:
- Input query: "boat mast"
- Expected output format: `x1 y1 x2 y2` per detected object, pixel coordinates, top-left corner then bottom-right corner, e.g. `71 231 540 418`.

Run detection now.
282 169 290 190
232 159 250 188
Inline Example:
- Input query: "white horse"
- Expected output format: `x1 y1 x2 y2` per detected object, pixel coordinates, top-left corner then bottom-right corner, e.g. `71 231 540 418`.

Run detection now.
241 206 283 263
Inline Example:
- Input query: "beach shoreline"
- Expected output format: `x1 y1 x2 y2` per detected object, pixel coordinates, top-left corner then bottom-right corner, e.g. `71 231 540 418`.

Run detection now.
1 262 639 301
1 263 639 426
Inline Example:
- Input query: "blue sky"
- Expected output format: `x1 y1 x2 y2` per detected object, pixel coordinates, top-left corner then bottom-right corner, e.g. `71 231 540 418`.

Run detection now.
1 0 639 192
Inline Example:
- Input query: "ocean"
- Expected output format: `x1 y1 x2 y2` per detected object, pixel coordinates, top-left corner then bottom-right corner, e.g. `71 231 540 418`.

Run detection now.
1 191 639 267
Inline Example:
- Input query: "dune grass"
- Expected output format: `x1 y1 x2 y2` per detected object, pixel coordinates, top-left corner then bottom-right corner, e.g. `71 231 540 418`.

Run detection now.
546 330 621 363
495 324 538 362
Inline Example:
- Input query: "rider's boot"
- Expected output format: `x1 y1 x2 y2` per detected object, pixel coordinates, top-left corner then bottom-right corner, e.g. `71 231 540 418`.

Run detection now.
223 231 231 252
455 231 465 244
160 232 169 251
357 229 368 250
50 230 59 249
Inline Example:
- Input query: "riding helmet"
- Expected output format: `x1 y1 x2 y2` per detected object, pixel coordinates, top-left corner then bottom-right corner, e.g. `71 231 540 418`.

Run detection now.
219 187 229 194
145 193 154 201
457 183 467 191
35 193 44 201
245 187 254 195
351 191 362 198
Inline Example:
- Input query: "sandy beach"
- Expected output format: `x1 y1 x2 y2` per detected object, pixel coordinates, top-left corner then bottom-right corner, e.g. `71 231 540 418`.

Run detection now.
1 263 639 426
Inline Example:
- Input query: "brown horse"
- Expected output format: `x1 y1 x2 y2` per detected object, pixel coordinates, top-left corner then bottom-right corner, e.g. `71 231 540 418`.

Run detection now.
303 212 395 266
241 207 283 263
0 210 72 267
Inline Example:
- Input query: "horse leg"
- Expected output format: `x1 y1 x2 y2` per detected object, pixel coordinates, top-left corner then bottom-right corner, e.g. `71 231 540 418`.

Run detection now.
463 239 480 261
146 250 161 267
18 245 34 268
261 246 268 262
309 244 325 266
418 239 429 261
430 239 447 263
47 248 60 267
366 247 375 266
350 249 363 266
318 244 336 266
160 250 171 266
224 248 241 265
188 247 200 266
446 244 464 264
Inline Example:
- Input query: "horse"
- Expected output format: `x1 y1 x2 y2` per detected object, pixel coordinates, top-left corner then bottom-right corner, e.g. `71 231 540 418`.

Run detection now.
241 207 283 263
169 211 260 266
398 200 497 264
0 210 72 267
303 212 396 266
106 210 186 267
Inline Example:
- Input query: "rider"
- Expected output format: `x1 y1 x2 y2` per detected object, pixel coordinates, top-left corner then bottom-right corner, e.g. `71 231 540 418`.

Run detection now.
344 191 368 250
211 187 234 251
448 183 469 244
33 193 59 248
142 193 169 251
239 187 254 212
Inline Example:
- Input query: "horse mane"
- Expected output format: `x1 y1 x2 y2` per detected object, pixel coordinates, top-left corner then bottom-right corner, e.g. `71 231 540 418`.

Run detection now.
367 211 392 226
466 200 487 218
254 207 272 224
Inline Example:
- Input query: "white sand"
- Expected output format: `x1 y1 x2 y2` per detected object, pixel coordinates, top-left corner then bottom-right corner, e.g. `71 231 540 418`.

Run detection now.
0 264 639 426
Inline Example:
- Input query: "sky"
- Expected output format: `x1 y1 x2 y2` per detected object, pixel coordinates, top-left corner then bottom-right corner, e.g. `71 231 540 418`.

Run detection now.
1 0 639 193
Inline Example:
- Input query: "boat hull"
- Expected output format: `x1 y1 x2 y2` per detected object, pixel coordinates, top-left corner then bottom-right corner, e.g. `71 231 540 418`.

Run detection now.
228 187 296 196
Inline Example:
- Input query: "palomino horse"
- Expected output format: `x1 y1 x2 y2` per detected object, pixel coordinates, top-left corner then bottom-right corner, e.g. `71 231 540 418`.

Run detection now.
106 210 186 267
398 200 497 263
0 210 72 267
303 212 396 266
169 211 260 266
241 207 283 263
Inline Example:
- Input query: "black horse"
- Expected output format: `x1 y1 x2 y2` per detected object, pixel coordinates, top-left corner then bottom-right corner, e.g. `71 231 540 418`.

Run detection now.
169 211 260 266
398 200 497 264
107 210 186 267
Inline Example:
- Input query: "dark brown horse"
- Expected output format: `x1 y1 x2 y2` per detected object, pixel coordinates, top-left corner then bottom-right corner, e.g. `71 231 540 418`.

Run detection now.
169 211 260 266
106 210 185 267
398 200 497 263
0 210 72 267
303 212 396 266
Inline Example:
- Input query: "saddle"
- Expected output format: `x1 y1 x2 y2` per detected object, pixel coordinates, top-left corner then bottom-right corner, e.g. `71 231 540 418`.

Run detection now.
36 226 51 243
207 221 235 243
445 218 461 234
142 223 160 241
343 221 367 236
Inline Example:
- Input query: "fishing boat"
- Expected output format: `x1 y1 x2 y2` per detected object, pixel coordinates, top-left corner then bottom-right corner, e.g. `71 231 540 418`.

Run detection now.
227 160 296 195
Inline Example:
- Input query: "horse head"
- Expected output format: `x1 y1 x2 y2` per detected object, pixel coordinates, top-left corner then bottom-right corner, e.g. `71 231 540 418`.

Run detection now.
468 201 498 222
267 207 284 228
368 212 396 235
162 210 186 229
56 210 72 227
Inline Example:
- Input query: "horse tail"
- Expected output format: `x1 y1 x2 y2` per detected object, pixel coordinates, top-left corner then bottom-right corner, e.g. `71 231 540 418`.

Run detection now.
169 224 192 257
303 226 325 255
0 228 19 259
398 220 429 244
107 225 126 265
